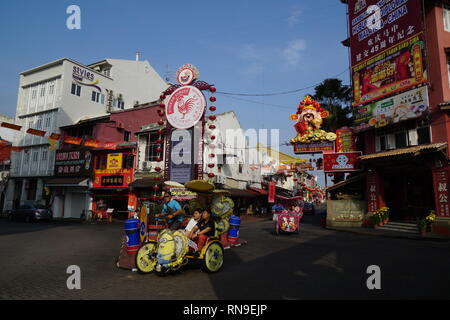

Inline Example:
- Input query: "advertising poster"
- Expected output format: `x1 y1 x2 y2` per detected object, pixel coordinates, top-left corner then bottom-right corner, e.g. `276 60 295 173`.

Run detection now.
336 128 357 152
348 0 426 106
353 86 429 132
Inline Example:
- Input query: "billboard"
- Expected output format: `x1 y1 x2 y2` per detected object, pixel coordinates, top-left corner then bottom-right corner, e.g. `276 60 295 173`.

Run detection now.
293 141 335 154
349 0 426 106
323 152 362 172
353 86 429 132
55 149 92 176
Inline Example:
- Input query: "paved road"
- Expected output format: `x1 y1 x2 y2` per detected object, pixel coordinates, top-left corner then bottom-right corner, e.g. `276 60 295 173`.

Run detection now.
0 214 449 300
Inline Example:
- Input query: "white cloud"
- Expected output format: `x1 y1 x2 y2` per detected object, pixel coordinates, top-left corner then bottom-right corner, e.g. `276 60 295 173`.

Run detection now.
282 39 306 66
288 8 302 27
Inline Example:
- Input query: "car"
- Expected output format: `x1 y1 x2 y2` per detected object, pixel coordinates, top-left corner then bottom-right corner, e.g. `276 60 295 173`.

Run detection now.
7 202 53 222
302 202 315 215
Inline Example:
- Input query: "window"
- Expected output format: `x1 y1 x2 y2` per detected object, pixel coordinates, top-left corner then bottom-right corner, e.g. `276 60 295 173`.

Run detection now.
444 5 450 32
42 150 48 161
417 119 431 145
239 163 243 174
71 83 81 96
118 100 125 109
91 91 104 103
375 130 395 152
49 84 54 95
24 152 29 164
125 154 134 169
145 133 164 161
31 89 37 100
32 152 38 162
124 131 130 142
45 117 51 128
394 127 408 149
36 118 42 129
40 87 45 97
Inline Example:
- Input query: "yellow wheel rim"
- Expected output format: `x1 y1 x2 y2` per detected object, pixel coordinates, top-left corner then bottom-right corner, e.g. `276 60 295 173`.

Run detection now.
205 243 224 272
136 242 157 273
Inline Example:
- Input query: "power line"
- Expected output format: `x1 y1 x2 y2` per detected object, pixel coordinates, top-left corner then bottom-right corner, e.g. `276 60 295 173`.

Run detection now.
216 68 349 97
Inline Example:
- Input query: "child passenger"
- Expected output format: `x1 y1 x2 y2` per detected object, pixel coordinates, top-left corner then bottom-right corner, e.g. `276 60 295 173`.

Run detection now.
190 208 215 251
184 208 202 238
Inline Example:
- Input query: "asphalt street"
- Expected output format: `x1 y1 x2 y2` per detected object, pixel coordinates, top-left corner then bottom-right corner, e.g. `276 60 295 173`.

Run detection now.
0 213 449 300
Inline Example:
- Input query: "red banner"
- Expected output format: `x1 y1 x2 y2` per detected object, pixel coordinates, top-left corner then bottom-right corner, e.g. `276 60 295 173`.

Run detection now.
26 128 46 137
1 122 22 131
64 136 83 145
49 133 61 140
324 152 362 172
102 142 118 150
84 139 101 148
268 181 275 204
367 172 382 213
433 170 450 218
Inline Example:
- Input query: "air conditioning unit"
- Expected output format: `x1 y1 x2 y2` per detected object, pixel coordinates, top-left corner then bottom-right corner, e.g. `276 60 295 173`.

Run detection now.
142 161 152 171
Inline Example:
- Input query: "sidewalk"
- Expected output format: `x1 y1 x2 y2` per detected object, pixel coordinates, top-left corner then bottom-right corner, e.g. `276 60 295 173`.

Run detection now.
326 225 450 242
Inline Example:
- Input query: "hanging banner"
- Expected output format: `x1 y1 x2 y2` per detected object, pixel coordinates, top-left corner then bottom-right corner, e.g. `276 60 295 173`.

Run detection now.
84 139 101 148
26 128 46 137
64 136 83 145
293 141 335 154
49 133 61 140
323 152 362 172
354 86 429 132
349 0 426 106
268 181 275 204
1 122 22 131
433 170 450 218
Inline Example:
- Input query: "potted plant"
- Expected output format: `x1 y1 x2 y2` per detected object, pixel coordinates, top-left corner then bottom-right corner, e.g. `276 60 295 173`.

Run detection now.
370 212 381 228
417 219 427 235
425 210 436 232
380 207 390 224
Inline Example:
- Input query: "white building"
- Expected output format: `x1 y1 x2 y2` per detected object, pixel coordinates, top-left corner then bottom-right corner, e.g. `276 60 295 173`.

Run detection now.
4 57 167 211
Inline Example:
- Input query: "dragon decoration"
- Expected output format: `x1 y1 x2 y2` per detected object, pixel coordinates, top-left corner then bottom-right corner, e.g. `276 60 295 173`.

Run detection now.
290 95 337 144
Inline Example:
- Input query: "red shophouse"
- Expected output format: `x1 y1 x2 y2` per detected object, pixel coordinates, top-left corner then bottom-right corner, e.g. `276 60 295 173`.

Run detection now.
47 103 160 220
339 0 450 235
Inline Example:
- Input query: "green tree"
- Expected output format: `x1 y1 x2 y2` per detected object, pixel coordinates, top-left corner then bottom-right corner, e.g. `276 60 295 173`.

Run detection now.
313 78 353 132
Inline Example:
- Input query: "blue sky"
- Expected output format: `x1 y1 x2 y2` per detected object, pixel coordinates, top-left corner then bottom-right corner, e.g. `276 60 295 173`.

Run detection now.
0 0 351 186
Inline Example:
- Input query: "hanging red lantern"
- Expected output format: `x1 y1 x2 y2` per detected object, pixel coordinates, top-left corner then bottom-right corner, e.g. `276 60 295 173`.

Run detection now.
209 153 215 158
158 119 164 126
210 135 216 140
209 87 216 93
153 185 159 191
208 173 215 178
160 95 165 100
156 147 162 153
210 97 216 102
155 157 162 162
158 129 164 135
156 139 163 144
159 103 165 109
155 167 161 172
209 115 216 121
208 163 215 168
209 124 216 130
209 106 216 112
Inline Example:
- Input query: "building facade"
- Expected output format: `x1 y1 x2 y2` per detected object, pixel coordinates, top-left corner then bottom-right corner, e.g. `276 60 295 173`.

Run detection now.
341 0 450 235
4 57 167 212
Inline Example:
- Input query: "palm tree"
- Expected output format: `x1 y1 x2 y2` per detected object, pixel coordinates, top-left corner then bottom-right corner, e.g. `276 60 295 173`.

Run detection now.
313 78 353 132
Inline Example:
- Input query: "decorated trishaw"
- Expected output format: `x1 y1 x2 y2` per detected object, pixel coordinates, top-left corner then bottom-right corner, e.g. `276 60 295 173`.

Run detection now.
135 179 235 274
273 197 304 235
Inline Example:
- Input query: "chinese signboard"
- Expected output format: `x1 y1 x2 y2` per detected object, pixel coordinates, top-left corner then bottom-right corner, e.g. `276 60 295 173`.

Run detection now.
169 128 194 184
107 153 123 170
367 172 383 212
268 181 275 203
55 149 92 176
293 141 335 154
323 152 362 172
353 86 429 132
336 128 357 152
93 168 133 188
433 170 450 217
349 0 426 106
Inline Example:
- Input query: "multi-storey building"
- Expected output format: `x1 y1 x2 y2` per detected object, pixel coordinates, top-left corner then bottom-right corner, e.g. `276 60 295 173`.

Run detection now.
340 0 450 235
4 57 167 211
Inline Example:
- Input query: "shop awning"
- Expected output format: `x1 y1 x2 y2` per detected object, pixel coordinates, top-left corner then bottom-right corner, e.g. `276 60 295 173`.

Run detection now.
227 188 259 198
44 177 89 187
129 178 162 188
359 143 447 162
247 187 268 195
325 173 366 192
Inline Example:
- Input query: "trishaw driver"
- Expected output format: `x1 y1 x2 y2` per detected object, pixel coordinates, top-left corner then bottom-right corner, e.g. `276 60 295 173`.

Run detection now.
157 191 184 230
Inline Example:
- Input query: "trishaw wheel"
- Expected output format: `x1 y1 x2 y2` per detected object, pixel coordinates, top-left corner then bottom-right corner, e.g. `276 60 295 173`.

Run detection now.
201 242 224 273
136 242 157 274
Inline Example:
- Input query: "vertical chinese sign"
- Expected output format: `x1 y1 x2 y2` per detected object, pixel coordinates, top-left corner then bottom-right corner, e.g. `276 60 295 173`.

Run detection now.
433 171 450 217
268 181 275 204
366 172 384 212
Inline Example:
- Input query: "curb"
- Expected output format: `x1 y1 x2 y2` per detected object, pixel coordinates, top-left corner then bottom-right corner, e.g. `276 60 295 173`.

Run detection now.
325 226 450 243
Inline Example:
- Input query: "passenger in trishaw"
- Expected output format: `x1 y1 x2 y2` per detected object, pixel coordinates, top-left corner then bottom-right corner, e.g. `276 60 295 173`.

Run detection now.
189 208 216 252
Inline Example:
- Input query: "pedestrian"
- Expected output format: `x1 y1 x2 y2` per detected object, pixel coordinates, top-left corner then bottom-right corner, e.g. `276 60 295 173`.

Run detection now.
157 191 184 230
